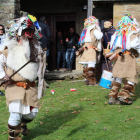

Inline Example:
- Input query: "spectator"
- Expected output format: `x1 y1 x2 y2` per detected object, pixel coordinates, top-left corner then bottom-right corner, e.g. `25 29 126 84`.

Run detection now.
102 21 116 71
56 31 66 71
109 18 113 25
39 16 51 72
0 24 6 47
65 27 79 71
0 24 5 96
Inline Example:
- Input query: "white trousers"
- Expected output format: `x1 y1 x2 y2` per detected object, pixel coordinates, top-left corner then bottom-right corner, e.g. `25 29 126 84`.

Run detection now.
8 112 37 126
84 62 96 68
115 77 135 85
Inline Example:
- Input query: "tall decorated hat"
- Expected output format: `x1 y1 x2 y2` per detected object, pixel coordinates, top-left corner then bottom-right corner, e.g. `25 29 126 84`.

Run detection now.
78 16 99 45
110 14 139 52
116 14 138 36
8 14 42 41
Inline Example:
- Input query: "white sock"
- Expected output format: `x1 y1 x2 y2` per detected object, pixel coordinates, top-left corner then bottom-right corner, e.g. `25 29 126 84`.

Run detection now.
127 81 135 86
115 78 122 84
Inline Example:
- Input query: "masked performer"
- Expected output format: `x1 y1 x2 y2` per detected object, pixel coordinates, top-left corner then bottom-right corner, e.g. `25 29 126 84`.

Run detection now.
0 15 46 140
76 16 103 85
108 14 140 105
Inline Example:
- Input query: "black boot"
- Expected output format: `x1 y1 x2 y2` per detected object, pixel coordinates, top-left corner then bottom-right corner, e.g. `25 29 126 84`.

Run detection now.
8 124 22 140
21 118 33 136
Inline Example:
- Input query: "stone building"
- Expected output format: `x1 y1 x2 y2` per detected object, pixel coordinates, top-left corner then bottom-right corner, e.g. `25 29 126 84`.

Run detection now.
0 0 140 70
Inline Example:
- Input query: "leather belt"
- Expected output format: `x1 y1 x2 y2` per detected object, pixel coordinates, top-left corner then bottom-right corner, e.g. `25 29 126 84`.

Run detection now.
84 46 98 50
6 81 36 89
118 51 131 56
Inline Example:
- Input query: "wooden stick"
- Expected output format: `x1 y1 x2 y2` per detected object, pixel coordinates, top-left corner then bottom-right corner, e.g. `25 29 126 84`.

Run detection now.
102 41 110 71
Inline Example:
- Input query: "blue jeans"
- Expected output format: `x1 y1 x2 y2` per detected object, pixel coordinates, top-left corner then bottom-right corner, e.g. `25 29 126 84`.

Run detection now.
65 48 76 69
57 50 66 69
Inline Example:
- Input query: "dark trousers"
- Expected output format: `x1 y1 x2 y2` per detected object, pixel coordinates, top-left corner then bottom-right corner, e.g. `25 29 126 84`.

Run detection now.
57 50 66 69
65 48 76 69
46 50 49 70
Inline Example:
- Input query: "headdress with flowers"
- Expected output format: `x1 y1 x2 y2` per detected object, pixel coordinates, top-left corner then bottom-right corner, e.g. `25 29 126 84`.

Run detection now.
111 14 138 52
79 16 99 45
116 14 137 36
8 14 42 41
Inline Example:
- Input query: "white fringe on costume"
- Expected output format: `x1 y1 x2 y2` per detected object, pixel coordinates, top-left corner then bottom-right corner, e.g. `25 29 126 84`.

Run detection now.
5 39 40 81
110 29 140 52
79 61 96 67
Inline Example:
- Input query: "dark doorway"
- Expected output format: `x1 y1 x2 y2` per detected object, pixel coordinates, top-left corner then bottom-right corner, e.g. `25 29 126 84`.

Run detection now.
56 21 75 37
56 21 76 69
36 14 76 71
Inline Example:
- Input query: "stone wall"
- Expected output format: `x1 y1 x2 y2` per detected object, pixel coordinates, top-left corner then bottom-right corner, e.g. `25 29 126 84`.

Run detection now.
113 2 140 28
0 0 15 26
0 0 20 27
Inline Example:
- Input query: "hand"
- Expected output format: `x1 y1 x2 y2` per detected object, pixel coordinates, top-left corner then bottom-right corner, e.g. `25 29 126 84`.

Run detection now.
73 46 76 49
108 42 110 45
3 75 9 81
60 40 63 44
76 51 79 57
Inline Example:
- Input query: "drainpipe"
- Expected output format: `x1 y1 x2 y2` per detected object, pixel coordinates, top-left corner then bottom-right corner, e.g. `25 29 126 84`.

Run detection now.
87 0 93 17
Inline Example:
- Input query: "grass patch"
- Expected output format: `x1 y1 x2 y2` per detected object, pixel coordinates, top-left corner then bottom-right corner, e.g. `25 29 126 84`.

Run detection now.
0 80 140 140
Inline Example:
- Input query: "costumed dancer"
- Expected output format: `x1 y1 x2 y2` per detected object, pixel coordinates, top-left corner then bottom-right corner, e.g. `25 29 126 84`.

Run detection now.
76 16 103 85
0 14 46 140
107 14 140 105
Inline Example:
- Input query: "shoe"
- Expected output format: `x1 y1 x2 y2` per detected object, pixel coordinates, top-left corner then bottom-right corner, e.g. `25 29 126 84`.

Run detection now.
70 66 73 72
45 70 49 73
118 97 133 105
60 68 66 70
64 69 71 72
0 91 4 96
85 80 89 85
108 97 120 105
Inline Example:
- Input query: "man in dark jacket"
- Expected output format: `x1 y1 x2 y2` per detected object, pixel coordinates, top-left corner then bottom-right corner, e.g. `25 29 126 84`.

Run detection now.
65 27 79 71
56 31 66 71
39 16 51 71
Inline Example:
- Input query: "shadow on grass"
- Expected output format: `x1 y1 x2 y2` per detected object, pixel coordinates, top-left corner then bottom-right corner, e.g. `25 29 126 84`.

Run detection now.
66 124 88 137
133 82 140 101
22 106 83 140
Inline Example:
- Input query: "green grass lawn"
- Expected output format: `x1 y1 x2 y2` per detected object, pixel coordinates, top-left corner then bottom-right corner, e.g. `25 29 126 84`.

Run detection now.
1 80 140 140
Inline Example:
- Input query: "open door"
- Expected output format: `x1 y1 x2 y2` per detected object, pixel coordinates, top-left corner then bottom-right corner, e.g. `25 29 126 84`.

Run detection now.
36 14 76 70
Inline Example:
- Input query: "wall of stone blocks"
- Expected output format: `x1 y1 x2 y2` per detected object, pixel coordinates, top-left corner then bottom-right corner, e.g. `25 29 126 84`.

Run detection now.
0 0 15 26
113 2 140 28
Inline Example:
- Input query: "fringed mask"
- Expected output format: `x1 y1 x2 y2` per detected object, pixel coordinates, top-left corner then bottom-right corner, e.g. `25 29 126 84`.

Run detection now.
24 30 34 39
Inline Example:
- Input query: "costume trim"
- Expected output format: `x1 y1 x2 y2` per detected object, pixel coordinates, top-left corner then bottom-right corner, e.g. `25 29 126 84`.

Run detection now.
110 29 140 52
